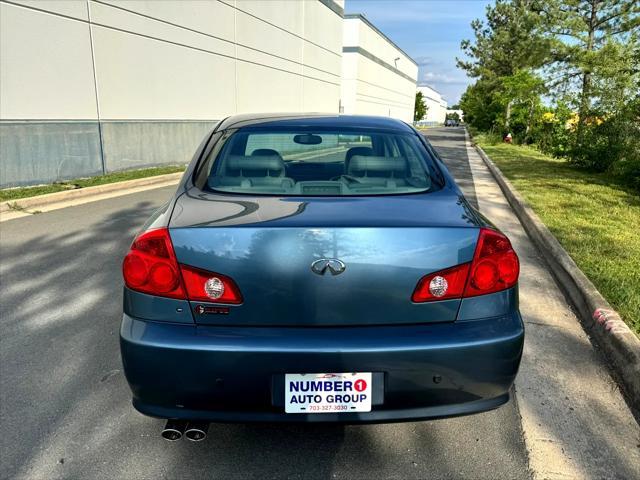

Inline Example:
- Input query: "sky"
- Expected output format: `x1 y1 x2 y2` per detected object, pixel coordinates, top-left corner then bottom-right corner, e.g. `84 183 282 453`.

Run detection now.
345 0 493 105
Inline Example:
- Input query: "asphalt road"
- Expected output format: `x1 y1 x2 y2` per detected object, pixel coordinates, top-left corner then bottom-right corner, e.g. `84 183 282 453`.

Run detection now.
1 127 637 480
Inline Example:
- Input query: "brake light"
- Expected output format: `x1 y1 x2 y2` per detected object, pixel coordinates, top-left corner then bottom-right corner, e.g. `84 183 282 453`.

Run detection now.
412 228 519 302
180 265 243 304
464 228 519 297
122 228 243 304
122 228 185 299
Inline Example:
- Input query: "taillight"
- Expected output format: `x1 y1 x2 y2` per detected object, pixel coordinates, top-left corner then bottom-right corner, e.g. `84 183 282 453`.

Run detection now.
464 228 519 297
180 265 243 304
412 263 470 302
123 228 185 299
122 228 243 304
412 228 519 303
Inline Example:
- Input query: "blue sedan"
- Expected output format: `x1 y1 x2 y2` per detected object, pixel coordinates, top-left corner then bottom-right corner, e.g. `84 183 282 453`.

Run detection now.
120 114 523 441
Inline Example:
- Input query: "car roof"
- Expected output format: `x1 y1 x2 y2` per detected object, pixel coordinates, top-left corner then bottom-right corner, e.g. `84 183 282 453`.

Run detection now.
215 113 415 133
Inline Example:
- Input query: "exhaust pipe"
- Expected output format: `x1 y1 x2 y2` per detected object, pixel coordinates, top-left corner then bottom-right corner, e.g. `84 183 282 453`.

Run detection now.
184 421 209 442
161 419 187 441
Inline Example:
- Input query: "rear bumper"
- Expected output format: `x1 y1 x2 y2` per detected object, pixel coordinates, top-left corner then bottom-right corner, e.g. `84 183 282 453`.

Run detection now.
120 313 524 423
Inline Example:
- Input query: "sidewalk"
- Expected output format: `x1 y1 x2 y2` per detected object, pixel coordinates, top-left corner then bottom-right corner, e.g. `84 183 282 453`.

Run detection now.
462 129 640 479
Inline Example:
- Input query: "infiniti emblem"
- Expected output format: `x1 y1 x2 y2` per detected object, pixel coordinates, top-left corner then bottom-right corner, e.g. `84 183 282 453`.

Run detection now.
311 258 346 276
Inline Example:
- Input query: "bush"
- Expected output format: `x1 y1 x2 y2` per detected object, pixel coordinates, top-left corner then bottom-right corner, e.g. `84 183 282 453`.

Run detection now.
568 99 640 190
522 98 640 191
611 157 640 191
532 105 574 158
570 121 621 171
465 91 640 191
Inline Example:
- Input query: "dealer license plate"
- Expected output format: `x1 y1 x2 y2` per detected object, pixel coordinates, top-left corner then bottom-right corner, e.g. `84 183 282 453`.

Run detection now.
284 372 372 413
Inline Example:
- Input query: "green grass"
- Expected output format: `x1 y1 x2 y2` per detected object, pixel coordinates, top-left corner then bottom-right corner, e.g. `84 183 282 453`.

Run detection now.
476 139 640 335
0 166 185 202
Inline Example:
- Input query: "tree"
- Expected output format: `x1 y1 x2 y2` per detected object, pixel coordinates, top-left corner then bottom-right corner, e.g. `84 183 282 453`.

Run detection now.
457 0 549 131
457 0 640 185
538 0 640 143
458 0 549 79
414 91 427 122
459 78 505 131
499 70 545 140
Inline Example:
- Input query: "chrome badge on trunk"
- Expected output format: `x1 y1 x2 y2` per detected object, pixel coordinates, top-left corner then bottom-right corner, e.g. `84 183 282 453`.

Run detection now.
310 258 346 276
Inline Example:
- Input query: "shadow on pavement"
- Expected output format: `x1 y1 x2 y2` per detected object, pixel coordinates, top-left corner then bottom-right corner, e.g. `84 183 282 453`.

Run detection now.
0 182 535 479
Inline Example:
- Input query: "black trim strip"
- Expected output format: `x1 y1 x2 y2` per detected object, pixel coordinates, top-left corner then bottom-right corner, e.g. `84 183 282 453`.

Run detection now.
342 46 417 84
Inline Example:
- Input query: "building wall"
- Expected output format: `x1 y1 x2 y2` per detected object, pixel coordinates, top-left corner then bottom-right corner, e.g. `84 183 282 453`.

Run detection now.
340 15 417 123
416 85 448 125
0 0 344 187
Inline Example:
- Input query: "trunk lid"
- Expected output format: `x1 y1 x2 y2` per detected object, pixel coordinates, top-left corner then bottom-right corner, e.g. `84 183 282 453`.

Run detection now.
169 188 483 326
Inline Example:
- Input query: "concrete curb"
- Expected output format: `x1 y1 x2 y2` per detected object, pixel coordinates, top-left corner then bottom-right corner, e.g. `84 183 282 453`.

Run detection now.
0 172 183 214
471 139 640 411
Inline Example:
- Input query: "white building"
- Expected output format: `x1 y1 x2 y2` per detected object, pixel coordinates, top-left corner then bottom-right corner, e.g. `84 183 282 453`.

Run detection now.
416 85 448 125
0 0 417 187
340 14 418 122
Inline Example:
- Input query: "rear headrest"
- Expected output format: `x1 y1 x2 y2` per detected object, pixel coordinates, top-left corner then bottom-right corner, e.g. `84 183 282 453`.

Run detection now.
345 146 374 162
251 148 282 158
226 155 285 176
348 156 407 176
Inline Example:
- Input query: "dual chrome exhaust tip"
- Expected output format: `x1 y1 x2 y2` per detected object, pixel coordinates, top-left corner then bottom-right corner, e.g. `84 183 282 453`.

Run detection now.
161 420 209 442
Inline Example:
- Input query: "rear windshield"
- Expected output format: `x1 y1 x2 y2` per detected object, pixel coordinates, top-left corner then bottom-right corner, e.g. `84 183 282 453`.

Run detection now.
197 128 441 196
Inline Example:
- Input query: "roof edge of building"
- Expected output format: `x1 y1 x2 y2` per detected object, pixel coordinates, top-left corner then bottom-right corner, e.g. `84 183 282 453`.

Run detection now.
417 84 444 96
318 0 345 17
344 13 418 67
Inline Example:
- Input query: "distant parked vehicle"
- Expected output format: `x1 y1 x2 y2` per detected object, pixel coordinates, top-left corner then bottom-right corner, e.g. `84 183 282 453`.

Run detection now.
120 113 523 441
445 119 459 127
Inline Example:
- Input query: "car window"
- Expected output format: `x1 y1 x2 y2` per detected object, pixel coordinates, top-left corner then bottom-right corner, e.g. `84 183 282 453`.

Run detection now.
198 128 441 196
244 133 371 163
